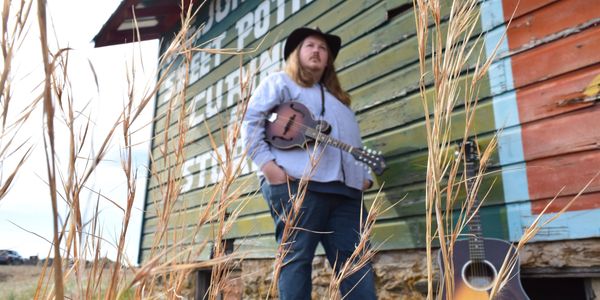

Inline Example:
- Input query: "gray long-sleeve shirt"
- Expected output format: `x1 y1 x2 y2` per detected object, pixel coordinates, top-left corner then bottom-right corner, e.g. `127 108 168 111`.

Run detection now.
241 71 372 191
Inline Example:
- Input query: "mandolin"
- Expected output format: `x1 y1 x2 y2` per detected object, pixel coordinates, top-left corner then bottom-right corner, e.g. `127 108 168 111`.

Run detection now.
264 101 386 175
438 139 529 299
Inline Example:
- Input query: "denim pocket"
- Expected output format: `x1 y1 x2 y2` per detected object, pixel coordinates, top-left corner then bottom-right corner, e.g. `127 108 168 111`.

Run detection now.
264 181 298 217
268 182 291 209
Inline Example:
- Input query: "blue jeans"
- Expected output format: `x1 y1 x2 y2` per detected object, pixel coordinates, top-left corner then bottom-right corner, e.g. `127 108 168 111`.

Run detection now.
261 180 377 300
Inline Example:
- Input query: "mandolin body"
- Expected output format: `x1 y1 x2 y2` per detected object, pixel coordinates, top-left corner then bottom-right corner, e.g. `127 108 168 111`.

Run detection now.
265 102 317 149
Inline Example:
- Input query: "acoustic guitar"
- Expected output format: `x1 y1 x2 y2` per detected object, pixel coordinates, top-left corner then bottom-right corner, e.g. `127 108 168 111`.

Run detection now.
438 139 529 299
264 101 386 175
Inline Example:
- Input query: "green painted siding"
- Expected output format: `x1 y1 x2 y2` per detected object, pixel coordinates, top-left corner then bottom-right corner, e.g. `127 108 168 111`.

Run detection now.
140 0 507 261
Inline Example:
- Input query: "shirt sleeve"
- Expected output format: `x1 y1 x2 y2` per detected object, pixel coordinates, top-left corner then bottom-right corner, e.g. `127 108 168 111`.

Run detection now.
241 73 284 170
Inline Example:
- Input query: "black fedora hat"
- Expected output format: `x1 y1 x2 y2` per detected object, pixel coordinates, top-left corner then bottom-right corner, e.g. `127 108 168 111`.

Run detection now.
283 27 341 61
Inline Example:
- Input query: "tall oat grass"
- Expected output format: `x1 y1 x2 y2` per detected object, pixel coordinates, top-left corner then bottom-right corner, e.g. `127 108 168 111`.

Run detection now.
0 0 34 201
414 1 600 299
13 0 386 298
5 1 385 299
25 0 255 298
414 0 482 297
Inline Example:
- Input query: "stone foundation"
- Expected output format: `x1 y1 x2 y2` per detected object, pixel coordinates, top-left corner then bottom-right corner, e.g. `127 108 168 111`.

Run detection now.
187 238 600 299
238 249 433 299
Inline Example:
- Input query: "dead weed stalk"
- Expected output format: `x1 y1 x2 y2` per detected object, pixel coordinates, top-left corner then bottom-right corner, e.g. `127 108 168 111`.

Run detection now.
414 1 597 299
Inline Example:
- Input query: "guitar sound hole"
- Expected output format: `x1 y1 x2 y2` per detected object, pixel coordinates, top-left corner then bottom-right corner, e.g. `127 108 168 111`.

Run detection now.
462 260 497 291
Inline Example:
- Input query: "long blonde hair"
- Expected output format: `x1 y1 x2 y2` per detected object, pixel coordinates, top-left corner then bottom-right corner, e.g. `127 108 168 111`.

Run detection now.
284 41 351 106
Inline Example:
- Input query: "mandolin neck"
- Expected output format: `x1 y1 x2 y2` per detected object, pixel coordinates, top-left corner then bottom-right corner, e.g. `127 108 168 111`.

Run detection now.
304 127 355 154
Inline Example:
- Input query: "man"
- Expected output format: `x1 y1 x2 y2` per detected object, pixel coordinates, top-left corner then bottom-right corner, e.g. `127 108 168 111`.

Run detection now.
242 27 377 300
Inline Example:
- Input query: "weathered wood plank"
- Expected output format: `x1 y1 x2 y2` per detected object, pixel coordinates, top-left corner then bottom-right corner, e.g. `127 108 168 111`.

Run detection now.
531 191 600 215
502 0 563 26
357 73 492 136
364 98 497 159
142 212 274 248
522 106 600 161
139 241 213 263
516 64 598 124
527 150 600 201
505 0 600 52
336 0 415 69
144 173 260 219
511 26 600 89
144 191 265 230
142 169 506 239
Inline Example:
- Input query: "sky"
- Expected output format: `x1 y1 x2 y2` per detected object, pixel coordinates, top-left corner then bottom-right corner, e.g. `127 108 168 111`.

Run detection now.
0 0 159 263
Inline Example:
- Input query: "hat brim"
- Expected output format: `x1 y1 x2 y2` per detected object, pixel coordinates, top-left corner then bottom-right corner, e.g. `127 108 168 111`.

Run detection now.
284 27 341 61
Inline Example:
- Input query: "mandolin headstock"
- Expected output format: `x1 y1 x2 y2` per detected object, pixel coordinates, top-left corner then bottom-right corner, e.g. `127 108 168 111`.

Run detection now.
352 147 387 175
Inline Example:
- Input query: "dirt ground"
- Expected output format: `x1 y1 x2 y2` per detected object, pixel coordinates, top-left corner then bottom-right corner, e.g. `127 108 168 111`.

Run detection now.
0 265 43 300
0 264 140 299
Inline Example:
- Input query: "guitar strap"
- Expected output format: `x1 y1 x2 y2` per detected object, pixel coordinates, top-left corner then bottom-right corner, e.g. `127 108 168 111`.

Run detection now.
319 83 325 116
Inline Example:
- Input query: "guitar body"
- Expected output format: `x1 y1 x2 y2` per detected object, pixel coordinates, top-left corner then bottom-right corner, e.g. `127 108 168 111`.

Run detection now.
438 238 529 300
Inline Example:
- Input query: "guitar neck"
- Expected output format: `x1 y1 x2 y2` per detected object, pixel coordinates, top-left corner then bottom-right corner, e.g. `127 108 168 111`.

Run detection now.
465 149 485 261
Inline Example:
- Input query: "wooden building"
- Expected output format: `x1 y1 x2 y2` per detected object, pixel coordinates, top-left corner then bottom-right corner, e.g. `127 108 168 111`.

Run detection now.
95 0 600 298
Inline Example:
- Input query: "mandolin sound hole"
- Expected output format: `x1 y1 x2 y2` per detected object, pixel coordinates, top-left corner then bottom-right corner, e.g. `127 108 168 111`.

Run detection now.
462 259 497 291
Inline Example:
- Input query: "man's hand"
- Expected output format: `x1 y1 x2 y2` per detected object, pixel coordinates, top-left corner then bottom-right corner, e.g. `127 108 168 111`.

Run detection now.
362 179 373 191
262 160 288 185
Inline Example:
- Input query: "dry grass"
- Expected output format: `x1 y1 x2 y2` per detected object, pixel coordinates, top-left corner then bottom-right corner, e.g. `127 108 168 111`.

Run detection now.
0 265 42 300
0 264 136 300
412 0 491 295
5 0 393 299
326 187 388 300
9 0 248 298
6 0 387 297
413 1 599 299
412 0 527 298
0 0 35 201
